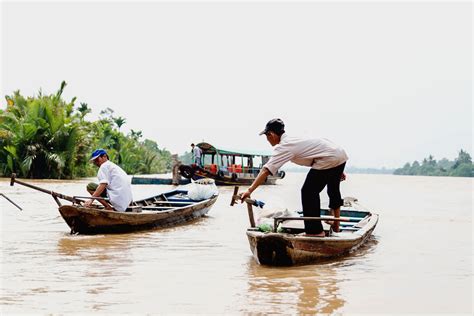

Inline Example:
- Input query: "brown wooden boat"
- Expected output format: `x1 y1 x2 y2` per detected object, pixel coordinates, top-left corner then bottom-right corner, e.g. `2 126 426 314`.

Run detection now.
230 187 379 266
246 207 378 266
9 174 218 235
59 190 218 234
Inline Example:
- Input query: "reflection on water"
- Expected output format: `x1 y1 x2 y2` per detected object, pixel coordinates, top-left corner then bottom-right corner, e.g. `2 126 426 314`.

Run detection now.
57 234 136 259
243 260 345 314
238 236 381 313
1 174 472 314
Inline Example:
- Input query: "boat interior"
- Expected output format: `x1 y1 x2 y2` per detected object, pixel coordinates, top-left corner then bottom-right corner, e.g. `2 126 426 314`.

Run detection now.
274 209 372 235
128 190 198 213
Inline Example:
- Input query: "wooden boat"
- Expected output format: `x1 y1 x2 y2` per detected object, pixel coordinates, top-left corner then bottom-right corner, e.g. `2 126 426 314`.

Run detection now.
230 188 378 266
59 190 218 234
131 176 191 185
179 142 285 186
9 174 218 235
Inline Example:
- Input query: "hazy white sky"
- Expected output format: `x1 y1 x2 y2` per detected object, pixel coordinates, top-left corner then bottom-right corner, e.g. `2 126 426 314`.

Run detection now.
1 1 472 168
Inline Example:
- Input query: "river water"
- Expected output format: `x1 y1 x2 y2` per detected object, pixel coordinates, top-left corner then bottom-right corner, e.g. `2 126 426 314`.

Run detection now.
0 173 472 314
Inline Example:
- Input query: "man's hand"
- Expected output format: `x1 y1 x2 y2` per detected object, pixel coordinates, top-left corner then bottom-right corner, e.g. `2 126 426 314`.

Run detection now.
84 199 94 207
240 190 251 202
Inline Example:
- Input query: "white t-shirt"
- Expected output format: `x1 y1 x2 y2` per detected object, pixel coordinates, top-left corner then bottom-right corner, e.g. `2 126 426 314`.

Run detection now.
263 133 348 175
98 160 133 211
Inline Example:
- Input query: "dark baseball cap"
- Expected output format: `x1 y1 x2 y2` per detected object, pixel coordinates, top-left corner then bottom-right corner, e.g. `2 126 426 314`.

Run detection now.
259 118 285 135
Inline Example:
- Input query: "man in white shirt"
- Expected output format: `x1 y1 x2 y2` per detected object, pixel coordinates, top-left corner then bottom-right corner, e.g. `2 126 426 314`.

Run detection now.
191 143 203 166
241 119 348 236
84 149 133 212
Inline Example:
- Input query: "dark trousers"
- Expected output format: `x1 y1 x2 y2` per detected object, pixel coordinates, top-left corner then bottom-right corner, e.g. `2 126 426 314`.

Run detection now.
301 163 346 234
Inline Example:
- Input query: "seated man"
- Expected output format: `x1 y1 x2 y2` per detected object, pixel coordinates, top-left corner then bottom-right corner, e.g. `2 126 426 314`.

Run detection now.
84 149 133 211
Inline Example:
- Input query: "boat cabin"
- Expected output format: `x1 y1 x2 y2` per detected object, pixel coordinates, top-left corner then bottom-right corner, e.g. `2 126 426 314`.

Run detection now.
196 142 273 177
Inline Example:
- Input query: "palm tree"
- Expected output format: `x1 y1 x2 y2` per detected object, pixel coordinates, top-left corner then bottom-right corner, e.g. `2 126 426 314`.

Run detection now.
130 129 143 141
77 102 92 121
113 116 126 131
0 82 83 178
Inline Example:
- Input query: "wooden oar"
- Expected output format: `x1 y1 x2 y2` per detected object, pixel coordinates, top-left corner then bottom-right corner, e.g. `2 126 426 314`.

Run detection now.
0 193 23 211
230 186 257 228
10 173 83 207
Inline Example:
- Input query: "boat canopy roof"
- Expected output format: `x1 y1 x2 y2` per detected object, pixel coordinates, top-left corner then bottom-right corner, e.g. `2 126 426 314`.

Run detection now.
197 142 273 157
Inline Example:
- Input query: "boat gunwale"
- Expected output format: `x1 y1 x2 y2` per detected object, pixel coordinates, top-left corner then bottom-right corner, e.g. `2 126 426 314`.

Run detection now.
61 194 219 218
246 212 379 242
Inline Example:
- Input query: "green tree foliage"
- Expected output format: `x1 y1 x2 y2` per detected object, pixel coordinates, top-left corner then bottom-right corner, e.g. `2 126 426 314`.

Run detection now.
394 150 473 177
179 151 193 165
0 82 172 178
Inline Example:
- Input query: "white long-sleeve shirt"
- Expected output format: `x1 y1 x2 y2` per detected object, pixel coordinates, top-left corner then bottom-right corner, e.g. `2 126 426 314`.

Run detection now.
192 146 202 160
263 133 348 175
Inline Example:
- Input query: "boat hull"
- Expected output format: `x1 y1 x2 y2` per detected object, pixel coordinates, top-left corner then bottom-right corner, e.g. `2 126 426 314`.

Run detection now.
246 212 378 266
58 195 218 234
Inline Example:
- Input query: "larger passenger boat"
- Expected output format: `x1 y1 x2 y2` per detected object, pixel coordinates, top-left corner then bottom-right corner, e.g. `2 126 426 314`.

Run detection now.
178 142 285 186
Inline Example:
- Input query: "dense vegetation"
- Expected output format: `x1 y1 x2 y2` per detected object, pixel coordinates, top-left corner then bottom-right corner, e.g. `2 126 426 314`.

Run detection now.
394 150 473 177
0 82 172 179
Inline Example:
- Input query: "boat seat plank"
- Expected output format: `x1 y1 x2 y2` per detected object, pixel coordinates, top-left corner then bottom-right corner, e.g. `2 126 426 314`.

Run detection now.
152 201 192 205
340 227 359 231
167 198 193 202
142 206 179 210
320 215 364 222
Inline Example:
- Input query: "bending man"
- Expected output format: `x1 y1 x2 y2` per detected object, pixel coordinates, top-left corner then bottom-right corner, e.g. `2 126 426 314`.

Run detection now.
240 119 348 236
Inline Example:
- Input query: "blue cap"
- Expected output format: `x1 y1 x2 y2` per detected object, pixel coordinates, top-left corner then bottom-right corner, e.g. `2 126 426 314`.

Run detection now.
90 149 107 161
